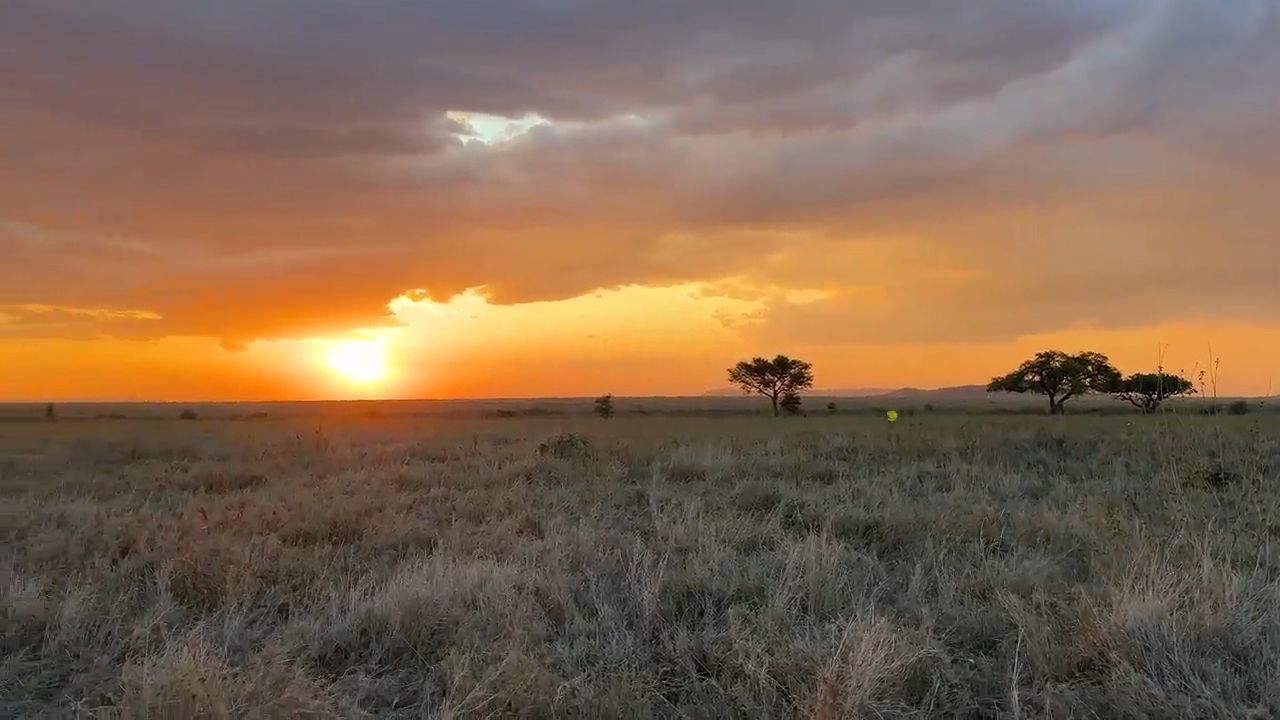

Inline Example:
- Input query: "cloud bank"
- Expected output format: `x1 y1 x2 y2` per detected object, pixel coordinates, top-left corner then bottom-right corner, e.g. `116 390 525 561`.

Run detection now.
3 0 1278 347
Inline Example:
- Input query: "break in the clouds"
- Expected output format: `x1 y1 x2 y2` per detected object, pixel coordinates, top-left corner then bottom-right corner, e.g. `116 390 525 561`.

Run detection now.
2 0 1279 346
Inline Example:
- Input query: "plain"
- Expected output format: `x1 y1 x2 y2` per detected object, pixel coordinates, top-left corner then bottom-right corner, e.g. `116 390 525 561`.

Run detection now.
2 408 1279 718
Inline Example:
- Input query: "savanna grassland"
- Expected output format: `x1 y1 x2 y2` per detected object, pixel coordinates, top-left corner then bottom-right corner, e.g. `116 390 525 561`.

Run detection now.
3 409 1280 718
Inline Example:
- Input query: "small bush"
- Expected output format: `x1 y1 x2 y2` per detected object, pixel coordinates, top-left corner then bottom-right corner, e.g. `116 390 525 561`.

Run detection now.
826 402 838 413
781 392 804 416
1228 400 1251 415
179 409 199 421
537 432 595 461
1196 466 1242 489
593 394 615 419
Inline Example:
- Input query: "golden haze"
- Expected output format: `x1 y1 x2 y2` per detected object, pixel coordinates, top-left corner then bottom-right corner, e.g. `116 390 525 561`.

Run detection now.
2 286 1275 401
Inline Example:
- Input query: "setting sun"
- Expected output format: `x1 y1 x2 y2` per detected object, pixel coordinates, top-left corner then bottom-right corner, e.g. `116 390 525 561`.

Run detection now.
325 338 388 385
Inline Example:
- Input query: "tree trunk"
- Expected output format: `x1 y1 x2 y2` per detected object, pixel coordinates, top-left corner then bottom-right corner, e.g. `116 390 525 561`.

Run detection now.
771 394 779 416
1048 395 1061 414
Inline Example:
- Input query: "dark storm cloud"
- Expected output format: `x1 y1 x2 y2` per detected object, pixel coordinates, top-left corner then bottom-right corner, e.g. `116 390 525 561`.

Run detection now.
1 0 1278 344
1 1 1125 144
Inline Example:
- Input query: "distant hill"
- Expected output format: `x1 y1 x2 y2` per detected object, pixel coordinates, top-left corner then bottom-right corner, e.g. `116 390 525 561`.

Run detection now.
877 384 989 400
702 386 895 397
703 384 988 399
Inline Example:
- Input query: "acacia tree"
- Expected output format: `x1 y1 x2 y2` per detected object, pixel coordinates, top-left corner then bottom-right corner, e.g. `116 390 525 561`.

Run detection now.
987 350 1121 414
1115 372 1195 414
728 355 814 416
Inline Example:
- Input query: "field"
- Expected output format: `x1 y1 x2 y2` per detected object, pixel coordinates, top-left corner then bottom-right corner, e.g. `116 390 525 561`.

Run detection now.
3 408 1280 718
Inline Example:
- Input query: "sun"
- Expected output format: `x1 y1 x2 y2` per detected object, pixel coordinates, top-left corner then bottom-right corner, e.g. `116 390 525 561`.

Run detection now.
325 338 388 385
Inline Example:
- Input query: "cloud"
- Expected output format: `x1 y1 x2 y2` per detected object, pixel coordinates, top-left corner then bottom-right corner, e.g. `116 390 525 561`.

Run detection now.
0 304 163 340
188 119 463 158
1 0 1278 346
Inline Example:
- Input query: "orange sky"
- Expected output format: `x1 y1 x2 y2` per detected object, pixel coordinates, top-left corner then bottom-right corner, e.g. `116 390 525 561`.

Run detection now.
2 2 1278 400
3 286 1274 401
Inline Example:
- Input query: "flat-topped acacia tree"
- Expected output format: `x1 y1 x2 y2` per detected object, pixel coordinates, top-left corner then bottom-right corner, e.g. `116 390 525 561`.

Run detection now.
987 350 1122 414
1116 372 1196 413
728 355 814 416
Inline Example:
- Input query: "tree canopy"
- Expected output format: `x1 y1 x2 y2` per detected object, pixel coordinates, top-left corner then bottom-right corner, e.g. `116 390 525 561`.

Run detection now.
987 350 1121 414
728 355 814 416
1115 372 1196 413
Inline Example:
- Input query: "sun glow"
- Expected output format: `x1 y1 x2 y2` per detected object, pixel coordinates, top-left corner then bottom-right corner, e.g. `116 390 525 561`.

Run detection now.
325 338 389 385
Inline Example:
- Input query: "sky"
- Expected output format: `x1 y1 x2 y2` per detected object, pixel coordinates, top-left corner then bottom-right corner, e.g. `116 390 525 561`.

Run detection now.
2 0 1278 400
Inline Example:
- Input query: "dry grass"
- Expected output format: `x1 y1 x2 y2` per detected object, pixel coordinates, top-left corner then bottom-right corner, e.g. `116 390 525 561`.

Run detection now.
2 412 1279 718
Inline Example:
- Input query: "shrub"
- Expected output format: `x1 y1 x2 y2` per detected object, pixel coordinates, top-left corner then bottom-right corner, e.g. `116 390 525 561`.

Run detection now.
781 392 804 416
593 394 615 419
826 401 838 413
537 432 595 461
178 409 199 420
1228 400 1251 415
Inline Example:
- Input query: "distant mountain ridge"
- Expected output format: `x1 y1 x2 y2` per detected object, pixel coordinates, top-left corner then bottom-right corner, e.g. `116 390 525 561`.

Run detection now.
877 384 988 399
702 384 987 399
